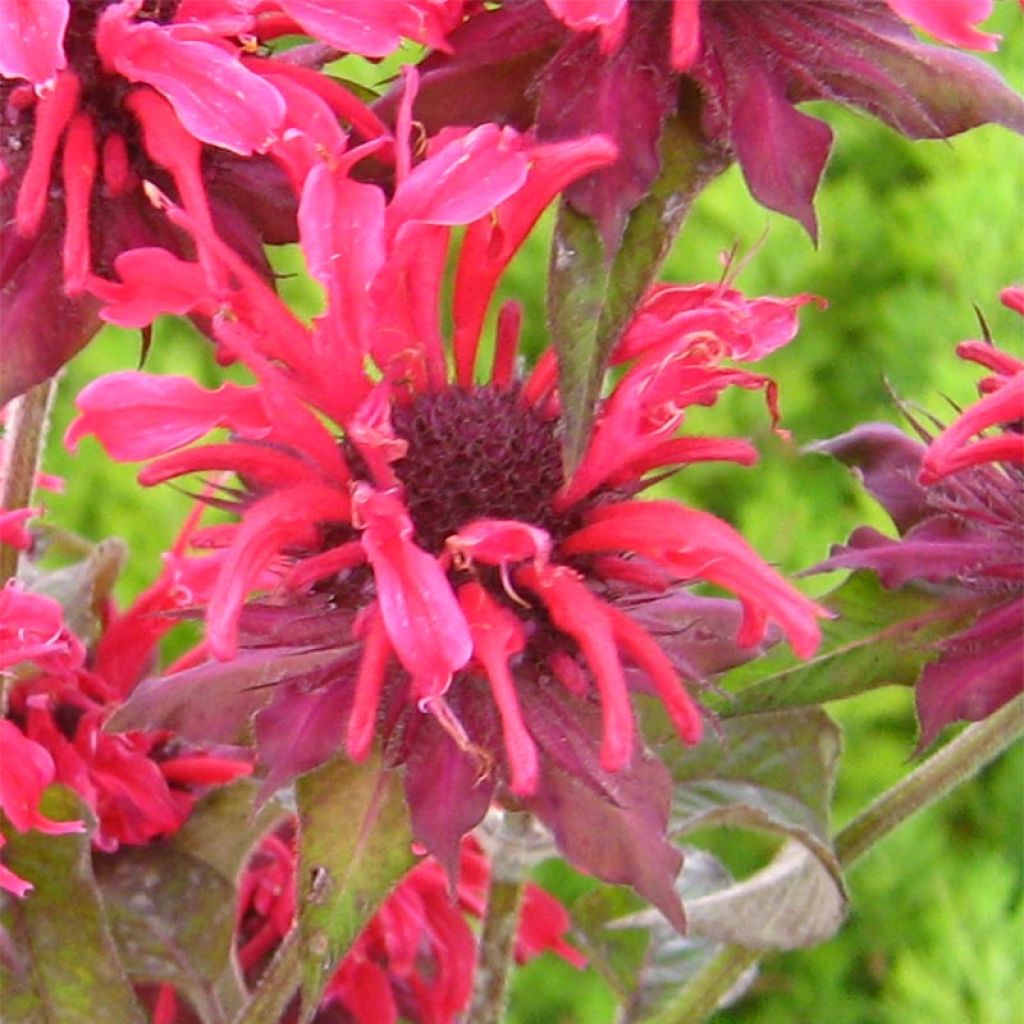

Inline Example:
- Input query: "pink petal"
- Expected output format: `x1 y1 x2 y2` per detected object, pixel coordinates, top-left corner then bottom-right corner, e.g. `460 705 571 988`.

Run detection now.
354 484 472 698
564 501 827 659
458 582 538 796
0 0 68 85
97 8 285 154
67 371 272 460
885 0 999 51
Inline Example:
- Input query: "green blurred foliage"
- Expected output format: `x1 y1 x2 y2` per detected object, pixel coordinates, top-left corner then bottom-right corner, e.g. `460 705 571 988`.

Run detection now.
34 10 1024 1024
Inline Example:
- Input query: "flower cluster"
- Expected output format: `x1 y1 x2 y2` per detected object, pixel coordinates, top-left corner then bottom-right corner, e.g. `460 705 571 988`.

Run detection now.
68 76 829 921
815 287 1023 747
0 515 251 893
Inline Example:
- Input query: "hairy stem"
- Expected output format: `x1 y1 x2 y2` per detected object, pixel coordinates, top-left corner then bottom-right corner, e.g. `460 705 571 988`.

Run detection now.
835 691 1024 867
0 377 57 584
467 811 536 1024
232 925 301 1024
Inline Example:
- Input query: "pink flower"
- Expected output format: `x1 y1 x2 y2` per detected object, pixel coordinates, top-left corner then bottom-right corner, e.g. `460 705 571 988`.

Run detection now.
399 0 1024 246
0 718 85 896
3 518 252 853
0 0 403 403
74 111 825 923
814 288 1023 748
229 827 581 1024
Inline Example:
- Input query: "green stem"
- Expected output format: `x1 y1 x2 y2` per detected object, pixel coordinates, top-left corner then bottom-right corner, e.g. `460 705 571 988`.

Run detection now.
467 811 535 1024
232 926 301 1024
0 377 57 584
646 692 1024 1024
834 691 1024 867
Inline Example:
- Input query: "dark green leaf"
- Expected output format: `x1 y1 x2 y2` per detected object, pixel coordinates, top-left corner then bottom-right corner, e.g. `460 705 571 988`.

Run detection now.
0 786 146 1024
172 777 286 883
295 752 414 1023
667 708 846 951
709 572 976 716
95 846 241 1024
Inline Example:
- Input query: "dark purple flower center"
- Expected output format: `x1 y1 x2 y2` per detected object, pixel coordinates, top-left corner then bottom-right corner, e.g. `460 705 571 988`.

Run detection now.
389 386 569 553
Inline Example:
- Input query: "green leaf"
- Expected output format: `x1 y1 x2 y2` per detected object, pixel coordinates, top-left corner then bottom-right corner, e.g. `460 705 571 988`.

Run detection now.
0 786 146 1024
570 848 756 1022
549 104 730 472
172 777 286 883
94 847 241 1024
91 780 287 1024
666 708 846 949
710 571 977 717
295 752 415 1023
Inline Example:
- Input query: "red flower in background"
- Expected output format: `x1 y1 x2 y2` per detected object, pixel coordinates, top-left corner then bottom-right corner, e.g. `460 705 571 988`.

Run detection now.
217 829 582 1024
815 287 1023 748
1 0 447 403
70 95 825 924
0 515 251 879
398 0 1024 246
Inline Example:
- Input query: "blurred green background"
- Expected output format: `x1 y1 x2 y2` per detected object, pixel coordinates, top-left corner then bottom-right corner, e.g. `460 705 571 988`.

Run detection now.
38 10 1023 1024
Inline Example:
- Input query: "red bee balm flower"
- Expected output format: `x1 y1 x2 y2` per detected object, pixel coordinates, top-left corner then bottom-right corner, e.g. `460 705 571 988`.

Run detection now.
0 0 417 403
71 113 826 923
222 829 581 1024
399 0 1024 245
815 287 1024 748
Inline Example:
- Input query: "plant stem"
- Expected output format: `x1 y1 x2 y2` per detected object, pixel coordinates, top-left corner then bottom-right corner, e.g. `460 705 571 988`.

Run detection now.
834 691 1024 867
232 925 301 1024
467 811 535 1024
0 377 57 584
646 692 1024 1024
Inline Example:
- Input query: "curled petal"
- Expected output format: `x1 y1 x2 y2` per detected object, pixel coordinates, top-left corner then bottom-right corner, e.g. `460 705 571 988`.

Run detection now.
354 485 472 699
207 482 351 659
447 519 551 569
97 7 285 154
0 0 69 85
563 501 826 658
67 372 271 460
885 0 999 51
919 372 1024 482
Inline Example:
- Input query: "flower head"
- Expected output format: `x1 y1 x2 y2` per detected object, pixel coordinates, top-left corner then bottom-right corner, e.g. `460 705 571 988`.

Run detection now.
0 0 425 403
814 287 1023 748
72 109 825 922
399 0 1024 245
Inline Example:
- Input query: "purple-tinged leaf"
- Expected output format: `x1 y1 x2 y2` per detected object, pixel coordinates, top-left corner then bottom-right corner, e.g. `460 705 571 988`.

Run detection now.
0 223 101 405
107 647 350 744
536 4 677 251
295 752 414 1024
253 675 355 802
807 423 931 533
0 786 147 1024
94 846 243 1023
712 571 976 716
662 707 844 898
520 681 685 932
402 683 497 885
